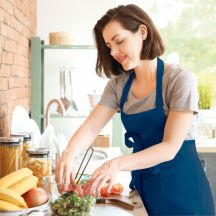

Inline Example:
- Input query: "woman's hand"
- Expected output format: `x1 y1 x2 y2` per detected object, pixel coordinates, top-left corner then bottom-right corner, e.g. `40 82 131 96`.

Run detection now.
87 158 120 194
55 149 77 193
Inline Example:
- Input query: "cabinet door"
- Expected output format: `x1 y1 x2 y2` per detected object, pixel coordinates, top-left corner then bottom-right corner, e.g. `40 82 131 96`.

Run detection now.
198 153 216 206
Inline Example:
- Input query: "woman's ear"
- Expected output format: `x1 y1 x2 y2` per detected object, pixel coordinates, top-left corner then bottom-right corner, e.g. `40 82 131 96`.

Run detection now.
139 24 147 40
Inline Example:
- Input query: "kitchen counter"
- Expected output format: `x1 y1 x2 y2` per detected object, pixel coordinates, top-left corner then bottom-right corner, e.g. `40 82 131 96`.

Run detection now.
86 147 148 216
92 171 147 216
196 138 216 153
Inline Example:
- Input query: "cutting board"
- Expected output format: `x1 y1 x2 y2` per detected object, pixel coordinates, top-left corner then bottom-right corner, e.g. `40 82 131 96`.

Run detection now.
97 194 135 210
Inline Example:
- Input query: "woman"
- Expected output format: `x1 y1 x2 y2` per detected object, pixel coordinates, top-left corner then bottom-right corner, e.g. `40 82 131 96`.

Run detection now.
55 4 215 215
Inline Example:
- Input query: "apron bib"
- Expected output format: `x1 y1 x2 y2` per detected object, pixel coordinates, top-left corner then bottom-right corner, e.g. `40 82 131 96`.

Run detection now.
120 58 215 215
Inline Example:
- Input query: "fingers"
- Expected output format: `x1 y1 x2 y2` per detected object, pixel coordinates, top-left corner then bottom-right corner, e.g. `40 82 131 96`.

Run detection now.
55 157 75 193
89 173 106 193
55 162 65 193
107 178 114 192
97 176 109 193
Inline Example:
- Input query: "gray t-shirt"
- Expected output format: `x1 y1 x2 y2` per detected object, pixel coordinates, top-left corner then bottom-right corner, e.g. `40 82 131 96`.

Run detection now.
99 64 199 140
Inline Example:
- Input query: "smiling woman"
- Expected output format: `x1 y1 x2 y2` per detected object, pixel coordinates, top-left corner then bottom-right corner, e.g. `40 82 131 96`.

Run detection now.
55 4 215 215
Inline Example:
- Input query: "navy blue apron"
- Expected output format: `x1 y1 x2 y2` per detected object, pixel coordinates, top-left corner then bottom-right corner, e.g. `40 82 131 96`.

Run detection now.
120 58 215 215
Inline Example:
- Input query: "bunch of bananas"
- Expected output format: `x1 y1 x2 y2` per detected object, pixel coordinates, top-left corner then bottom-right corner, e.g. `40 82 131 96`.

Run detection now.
0 168 38 211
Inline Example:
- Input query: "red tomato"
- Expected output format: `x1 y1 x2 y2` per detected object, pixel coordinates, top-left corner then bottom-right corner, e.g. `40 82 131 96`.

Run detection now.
100 185 110 197
110 183 123 195
74 184 84 198
65 184 75 192
83 182 96 196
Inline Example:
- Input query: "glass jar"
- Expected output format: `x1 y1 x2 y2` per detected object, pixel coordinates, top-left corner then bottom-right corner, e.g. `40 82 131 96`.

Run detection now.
27 148 51 187
11 132 32 168
10 135 24 168
0 137 21 178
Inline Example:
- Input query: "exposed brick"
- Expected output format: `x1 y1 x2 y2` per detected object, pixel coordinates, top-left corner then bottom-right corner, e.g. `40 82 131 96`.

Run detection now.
0 64 11 77
0 104 8 118
0 8 4 22
0 35 5 51
0 0 36 136
1 51 13 64
9 77 28 88
4 38 16 53
22 26 30 38
0 115 11 136
14 7 24 23
16 43 29 57
7 26 21 42
22 36 29 48
15 0 22 11
8 0 15 4
11 64 27 77
0 22 8 37
0 90 10 104
13 53 29 68
0 0 7 12
0 77 8 90
7 2 14 16
9 17 22 33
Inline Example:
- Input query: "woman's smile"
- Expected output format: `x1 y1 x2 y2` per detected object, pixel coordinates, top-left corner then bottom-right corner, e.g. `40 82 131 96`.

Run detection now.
115 55 127 64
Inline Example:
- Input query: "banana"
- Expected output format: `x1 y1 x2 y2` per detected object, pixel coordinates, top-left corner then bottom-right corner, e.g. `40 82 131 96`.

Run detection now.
0 186 27 208
0 200 22 211
9 175 38 195
0 168 33 188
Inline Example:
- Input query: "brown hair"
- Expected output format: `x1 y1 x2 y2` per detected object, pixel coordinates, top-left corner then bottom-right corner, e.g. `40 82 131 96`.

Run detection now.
93 4 165 78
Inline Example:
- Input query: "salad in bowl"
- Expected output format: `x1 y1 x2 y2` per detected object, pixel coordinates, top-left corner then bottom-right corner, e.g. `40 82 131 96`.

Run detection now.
43 175 97 216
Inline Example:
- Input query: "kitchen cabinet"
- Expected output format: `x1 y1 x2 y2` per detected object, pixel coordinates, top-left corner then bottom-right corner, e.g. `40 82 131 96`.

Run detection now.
30 37 95 132
198 150 216 208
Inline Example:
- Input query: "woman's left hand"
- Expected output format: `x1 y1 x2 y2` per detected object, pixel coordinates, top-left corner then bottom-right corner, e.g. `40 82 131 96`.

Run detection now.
87 158 120 193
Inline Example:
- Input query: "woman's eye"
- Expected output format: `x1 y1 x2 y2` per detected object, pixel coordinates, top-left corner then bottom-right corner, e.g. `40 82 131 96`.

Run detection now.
116 40 123 44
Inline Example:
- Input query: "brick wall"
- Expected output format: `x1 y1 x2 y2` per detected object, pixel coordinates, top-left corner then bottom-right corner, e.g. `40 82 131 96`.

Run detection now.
0 0 36 136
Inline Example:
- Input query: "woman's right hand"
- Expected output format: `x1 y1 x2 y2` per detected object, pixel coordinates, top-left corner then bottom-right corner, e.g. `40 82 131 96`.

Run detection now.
55 149 77 193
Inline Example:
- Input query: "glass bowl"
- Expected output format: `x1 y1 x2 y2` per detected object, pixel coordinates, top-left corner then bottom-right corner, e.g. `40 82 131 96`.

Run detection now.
43 175 97 216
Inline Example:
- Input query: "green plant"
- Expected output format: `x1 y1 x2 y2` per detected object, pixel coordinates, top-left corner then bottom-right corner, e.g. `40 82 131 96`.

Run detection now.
198 71 216 109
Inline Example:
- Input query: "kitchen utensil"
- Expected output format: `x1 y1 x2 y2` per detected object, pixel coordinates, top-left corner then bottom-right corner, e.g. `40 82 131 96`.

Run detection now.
69 67 78 111
75 147 94 184
59 68 70 111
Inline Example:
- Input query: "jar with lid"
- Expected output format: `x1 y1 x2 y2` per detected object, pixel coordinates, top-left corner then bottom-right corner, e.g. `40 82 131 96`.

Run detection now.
0 137 21 178
27 148 51 187
11 132 32 168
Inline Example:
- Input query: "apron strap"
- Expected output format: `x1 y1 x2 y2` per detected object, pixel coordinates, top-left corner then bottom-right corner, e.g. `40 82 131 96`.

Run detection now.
155 58 164 108
120 72 135 110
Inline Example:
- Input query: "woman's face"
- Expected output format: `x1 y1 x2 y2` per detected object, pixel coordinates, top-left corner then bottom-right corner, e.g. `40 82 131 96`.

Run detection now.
103 21 145 71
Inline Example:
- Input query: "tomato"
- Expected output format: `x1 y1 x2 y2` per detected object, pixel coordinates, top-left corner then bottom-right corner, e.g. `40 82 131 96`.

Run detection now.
74 184 83 198
65 184 75 192
110 183 123 195
100 185 110 197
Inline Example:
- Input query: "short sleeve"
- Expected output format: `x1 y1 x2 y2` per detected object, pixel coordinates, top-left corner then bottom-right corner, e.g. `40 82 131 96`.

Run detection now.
98 78 119 109
168 67 199 114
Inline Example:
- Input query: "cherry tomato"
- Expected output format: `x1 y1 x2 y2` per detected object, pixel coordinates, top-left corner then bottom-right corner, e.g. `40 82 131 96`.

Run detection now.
74 184 84 198
100 185 110 197
110 183 123 195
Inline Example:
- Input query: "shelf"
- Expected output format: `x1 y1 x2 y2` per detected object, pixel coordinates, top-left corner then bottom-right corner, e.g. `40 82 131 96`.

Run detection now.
30 37 96 132
41 44 95 50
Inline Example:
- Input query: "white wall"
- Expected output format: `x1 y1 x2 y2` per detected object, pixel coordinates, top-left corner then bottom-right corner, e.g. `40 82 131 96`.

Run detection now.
37 0 118 44
37 1 119 139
